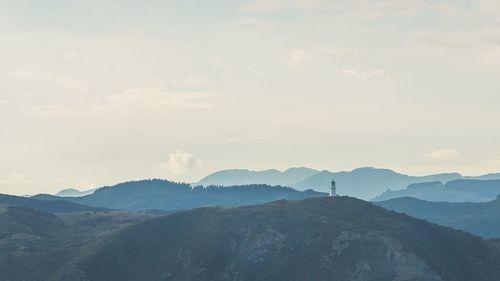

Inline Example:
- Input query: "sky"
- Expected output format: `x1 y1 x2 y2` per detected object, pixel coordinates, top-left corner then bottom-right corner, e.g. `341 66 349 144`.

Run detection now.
1 0 500 195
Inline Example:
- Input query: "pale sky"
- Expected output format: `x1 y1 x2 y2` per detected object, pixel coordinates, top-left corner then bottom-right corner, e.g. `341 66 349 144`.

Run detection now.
1 0 500 195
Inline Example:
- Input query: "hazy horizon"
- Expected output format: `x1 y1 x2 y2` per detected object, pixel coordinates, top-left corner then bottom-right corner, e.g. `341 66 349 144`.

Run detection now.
2 0 500 195
5 165 500 196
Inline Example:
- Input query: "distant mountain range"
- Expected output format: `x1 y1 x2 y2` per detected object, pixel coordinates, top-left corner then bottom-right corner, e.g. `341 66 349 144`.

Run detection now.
55 188 97 197
24 177 500 239
0 193 110 213
196 167 319 187
35 179 325 212
197 167 500 200
49 197 500 281
376 196 500 238
373 179 500 202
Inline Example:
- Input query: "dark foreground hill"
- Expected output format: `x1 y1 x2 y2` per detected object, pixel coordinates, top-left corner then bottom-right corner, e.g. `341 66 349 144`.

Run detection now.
376 196 500 238
33 179 325 211
0 193 110 213
55 197 500 281
0 204 154 281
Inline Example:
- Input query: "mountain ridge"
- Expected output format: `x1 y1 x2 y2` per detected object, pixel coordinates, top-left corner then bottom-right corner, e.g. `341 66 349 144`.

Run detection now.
373 179 500 202
34 179 326 211
59 197 500 281
196 167 319 187
375 196 500 238
55 188 97 197
0 193 110 213
198 167 480 200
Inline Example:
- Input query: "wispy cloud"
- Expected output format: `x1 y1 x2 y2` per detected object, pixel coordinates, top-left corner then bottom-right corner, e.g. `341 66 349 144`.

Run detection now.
21 104 77 118
248 0 327 12
285 45 364 71
246 0 430 20
9 70 88 94
61 51 83 63
336 66 390 80
287 49 311 71
0 174 34 185
322 46 364 56
92 88 214 116
213 136 272 143
423 149 460 160
2 70 89 118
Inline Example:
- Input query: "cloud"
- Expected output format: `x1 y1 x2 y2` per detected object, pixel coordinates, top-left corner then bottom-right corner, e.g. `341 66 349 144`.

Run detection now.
287 49 311 71
211 57 235 73
285 45 364 71
21 104 77 117
61 52 83 63
10 70 87 93
247 0 430 20
423 149 460 160
92 88 214 116
478 0 500 23
337 66 390 80
2 70 89 118
213 136 271 143
184 75 208 85
248 0 326 11
323 47 364 56
0 174 34 185
160 150 203 174
5 80 215 118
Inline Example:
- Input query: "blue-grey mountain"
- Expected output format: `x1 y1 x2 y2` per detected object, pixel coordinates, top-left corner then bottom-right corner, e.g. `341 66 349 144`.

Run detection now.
55 188 97 197
197 167 319 187
373 179 500 202
199 167 500 200
34 179 325 211
376 196 500 238
0 193 109 213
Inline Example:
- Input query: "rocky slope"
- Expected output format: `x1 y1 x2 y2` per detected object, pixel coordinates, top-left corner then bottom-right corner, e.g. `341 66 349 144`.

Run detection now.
62 197 500 281
0 205 153 281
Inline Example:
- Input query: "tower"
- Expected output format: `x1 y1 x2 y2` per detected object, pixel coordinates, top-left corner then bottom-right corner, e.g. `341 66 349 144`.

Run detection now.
330 179 337 197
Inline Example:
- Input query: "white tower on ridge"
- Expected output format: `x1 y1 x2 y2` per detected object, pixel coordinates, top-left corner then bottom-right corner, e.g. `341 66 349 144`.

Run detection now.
330 179 337 197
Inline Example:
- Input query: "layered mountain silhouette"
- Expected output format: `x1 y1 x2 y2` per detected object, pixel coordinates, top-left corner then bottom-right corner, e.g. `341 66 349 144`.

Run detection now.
475 173 500 180
34 179 325 211
3 195 500 280
196 167 319 186
55 188 97 197
53 197 500 281
51 167 500 202
373 179 500 202
198 167 481 200
0 193 110 213
376 196 500 238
